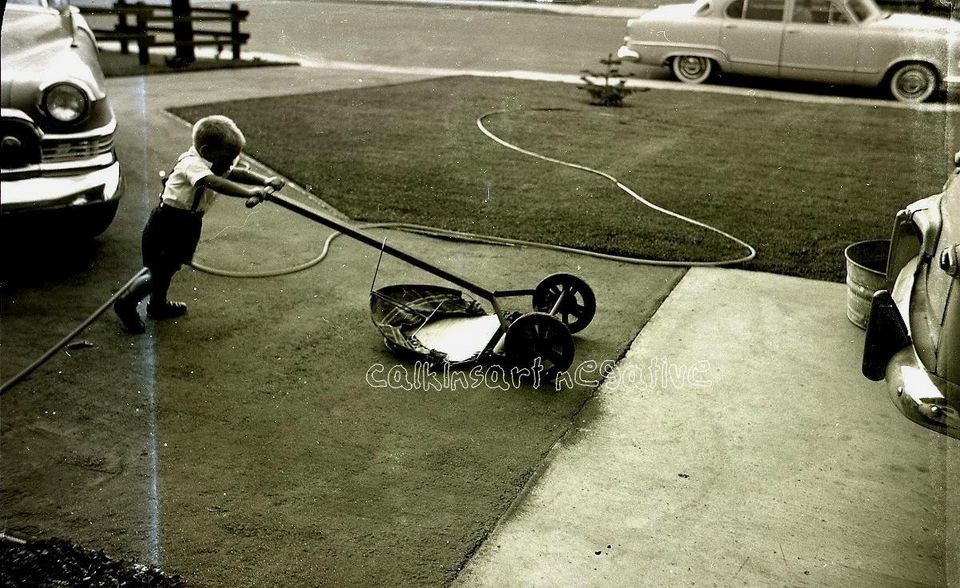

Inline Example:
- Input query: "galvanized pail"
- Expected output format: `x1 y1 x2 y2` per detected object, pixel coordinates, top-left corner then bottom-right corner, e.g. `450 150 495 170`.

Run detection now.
844 239 890 329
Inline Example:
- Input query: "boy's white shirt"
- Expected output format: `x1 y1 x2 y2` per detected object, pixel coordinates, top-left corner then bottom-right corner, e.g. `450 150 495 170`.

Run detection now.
159 146 238 212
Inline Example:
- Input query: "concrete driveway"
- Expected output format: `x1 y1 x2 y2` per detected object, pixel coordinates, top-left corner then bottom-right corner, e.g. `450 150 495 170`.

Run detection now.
458 268 959 587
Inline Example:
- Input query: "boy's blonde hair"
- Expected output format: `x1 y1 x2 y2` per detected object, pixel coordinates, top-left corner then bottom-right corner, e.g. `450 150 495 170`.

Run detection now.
192 115 245 152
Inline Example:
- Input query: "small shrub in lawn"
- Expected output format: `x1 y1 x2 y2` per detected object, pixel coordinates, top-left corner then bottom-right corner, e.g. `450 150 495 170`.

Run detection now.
579 54 636 107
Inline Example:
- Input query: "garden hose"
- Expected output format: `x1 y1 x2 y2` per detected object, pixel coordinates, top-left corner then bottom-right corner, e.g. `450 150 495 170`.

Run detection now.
474 108 756 267
191 108 756 278
2 109 757 394
0 268 150 395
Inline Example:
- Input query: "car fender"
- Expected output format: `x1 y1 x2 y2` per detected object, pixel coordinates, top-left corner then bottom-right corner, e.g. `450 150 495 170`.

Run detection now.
661 48 729 69
624 2 724 68
880 56 946 84
883 346 960 439
1 9 108 104
887 193 943 281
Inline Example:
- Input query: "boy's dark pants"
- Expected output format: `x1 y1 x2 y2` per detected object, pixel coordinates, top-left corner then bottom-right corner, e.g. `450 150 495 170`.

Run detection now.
123 205 204 309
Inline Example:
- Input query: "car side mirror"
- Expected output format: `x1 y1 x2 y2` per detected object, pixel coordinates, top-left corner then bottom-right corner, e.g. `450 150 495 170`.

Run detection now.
697 2 711 14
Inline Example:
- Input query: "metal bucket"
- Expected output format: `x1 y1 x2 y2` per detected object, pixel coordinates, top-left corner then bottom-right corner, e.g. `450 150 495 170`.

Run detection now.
844 239 891 329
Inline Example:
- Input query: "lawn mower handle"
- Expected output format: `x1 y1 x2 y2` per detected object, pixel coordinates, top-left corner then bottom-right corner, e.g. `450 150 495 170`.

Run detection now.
249 190 508 319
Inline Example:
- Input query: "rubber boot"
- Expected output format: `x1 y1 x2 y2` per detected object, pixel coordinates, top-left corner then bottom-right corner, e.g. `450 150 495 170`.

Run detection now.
146 271 187 320
114 272 152 334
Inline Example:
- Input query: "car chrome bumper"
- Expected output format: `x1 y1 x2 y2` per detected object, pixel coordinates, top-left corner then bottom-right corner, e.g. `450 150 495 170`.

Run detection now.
863 258 959 439
0 161 122 213
617 44 641 62
884 348 959 439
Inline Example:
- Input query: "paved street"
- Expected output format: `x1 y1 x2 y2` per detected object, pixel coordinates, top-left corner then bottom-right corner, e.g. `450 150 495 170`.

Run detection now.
241 0 635 74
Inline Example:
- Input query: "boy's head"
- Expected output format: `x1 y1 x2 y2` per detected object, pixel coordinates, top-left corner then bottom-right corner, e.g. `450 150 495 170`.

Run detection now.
192 115 245 172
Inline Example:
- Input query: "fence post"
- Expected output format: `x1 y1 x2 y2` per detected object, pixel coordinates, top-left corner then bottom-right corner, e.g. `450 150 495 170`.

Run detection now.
117 0 129 54
135 2 149 65
230 3 241 60
171 0 196 64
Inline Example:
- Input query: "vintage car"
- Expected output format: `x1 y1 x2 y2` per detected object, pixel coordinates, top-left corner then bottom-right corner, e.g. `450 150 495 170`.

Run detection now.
862 152 959 439
1 0 123 237
617 0 959 102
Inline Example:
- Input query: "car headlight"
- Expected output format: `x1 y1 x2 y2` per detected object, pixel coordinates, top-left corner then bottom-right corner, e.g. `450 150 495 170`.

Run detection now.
41 83 88 123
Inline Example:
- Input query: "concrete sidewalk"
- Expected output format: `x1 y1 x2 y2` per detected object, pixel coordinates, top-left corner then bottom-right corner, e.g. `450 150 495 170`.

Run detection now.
457 268 959 586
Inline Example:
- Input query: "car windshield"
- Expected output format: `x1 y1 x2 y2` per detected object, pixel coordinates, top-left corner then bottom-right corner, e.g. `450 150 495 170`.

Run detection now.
846 0 881 21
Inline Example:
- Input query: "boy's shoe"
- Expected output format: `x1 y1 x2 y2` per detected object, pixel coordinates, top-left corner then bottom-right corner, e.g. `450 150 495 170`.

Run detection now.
114 298 145 334
147 301 187 320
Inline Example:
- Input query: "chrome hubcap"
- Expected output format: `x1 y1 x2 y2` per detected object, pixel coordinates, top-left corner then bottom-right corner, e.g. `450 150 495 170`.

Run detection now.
897 69 930 98
679 57 706 78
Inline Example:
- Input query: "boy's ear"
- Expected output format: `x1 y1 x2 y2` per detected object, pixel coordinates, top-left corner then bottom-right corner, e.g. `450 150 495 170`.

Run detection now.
197 144 210 159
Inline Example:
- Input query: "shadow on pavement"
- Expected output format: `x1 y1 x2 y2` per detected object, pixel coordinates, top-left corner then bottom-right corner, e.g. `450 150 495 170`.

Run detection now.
0 232 103 291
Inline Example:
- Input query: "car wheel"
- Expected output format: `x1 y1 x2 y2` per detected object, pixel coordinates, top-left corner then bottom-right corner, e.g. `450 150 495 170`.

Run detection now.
671 56 713 84
888 63 937 103
504 312 574 384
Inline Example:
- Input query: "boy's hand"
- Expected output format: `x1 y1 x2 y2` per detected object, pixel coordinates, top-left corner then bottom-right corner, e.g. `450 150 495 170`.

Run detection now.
265 176 285 191
245 186 271 208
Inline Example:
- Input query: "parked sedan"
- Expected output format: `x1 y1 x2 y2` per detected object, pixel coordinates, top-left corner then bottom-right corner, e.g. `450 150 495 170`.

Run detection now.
862 153 959 439
1 0 123 237
617 0 959 102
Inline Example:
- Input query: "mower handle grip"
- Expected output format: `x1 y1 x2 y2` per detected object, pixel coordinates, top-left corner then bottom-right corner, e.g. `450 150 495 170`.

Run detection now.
245 186 276 209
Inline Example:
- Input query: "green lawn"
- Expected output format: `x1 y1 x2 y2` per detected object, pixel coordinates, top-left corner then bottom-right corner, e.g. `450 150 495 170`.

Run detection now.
172 77 954 282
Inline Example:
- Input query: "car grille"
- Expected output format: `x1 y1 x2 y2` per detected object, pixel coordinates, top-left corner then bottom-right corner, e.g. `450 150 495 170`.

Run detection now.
1 118 42 169
40 135 115 164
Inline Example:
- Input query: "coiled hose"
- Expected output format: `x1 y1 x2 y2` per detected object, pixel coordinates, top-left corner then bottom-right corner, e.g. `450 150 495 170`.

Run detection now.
191 108 756 278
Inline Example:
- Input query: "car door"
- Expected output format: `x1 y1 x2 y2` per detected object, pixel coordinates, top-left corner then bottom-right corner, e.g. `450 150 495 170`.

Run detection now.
779 0 860 83
720 0 786 77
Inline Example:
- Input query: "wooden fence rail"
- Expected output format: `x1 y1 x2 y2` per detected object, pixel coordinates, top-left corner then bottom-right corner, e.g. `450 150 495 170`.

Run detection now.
76 1 249 65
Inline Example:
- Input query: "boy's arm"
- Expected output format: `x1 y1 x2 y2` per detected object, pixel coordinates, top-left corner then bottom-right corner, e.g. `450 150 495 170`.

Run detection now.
226 168 285 190
197 175 269 199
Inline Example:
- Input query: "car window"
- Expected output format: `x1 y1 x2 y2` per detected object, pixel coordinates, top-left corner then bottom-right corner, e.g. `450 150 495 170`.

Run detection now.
792 0 849 24
828 2 850 23
744 0 785 21
726 0 745 17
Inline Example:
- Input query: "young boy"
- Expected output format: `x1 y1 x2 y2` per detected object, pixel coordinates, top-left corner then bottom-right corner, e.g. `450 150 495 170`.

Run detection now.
114 115 283 334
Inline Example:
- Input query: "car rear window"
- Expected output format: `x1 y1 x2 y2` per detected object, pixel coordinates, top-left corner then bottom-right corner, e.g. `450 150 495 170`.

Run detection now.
743 0 785 20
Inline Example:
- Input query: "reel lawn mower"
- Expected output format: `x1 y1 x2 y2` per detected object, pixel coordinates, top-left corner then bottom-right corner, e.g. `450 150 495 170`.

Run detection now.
247 190 596 382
